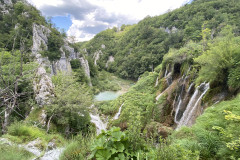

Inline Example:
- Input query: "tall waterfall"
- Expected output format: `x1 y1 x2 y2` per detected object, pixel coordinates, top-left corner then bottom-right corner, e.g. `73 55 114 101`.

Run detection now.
177 82 210 129
113 103 124 120
174 76 189 123
90 113 107 135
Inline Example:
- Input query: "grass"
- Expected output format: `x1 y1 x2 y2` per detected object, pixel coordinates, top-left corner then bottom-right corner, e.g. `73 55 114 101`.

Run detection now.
60 134 94 160
3 122 66 151
0 144 34 160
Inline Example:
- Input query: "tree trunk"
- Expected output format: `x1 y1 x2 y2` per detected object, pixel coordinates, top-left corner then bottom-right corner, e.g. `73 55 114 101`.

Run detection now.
2 104 13 134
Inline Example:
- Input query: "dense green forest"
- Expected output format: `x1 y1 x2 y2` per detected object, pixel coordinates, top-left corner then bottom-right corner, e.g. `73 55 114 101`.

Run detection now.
0 0 240 159
79 0 240 79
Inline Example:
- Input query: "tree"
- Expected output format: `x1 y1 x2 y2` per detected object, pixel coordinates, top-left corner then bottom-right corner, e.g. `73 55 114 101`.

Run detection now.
47 73 92 135
0 49 37 133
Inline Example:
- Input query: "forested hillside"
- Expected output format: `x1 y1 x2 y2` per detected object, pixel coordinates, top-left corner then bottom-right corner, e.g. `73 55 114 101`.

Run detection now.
80 0 240 79
0 0 240 159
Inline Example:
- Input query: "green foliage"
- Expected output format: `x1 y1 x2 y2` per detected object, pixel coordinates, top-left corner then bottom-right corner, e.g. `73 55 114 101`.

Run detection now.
0 1 46 50
43 28 64 62
0 50 37 131
101 72 157 136
171 94 240 159
7 122 45 142
70 59 81 70
6 122 65 146
79 0 240 79
195 25 240 90
89 127 138 160
212 110 240 158
0 144 33 160
152 138 200 160
48 73 92 135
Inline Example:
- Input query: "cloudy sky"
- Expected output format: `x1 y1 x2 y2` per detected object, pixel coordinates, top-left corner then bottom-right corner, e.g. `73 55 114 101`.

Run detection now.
27 0 191 41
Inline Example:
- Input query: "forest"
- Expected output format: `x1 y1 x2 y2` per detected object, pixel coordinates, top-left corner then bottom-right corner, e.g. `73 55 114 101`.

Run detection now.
0 0 240 159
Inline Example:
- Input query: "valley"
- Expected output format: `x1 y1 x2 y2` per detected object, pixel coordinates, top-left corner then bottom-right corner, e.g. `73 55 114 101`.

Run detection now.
0 0 240 159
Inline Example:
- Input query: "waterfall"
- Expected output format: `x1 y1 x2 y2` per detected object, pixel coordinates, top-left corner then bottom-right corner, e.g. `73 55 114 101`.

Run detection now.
177 82 210 129
155 77 159 87
166 72 172 86
174 99 182 123
90 113 107 135
164 64 170 77
113 103 124 120
156 92 164 101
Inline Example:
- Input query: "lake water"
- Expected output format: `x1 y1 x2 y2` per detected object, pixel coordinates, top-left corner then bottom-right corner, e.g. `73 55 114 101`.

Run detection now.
94 91 121 101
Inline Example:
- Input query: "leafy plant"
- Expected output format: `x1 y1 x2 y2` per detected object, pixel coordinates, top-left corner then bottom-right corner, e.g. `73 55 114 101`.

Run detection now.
89 127 136 160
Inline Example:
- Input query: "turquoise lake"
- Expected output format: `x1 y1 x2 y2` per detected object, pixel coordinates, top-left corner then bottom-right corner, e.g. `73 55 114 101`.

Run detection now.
94 91 121 101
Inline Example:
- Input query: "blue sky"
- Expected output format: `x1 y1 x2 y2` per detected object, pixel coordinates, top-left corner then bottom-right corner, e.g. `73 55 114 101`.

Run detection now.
27 0 191 41
51 15 72 32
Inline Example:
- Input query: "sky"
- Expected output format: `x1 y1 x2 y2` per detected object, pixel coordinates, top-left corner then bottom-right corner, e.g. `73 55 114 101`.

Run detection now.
27 0 191 41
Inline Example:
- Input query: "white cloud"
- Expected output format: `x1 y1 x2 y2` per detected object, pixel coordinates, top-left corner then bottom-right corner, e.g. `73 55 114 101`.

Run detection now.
27 0 189 41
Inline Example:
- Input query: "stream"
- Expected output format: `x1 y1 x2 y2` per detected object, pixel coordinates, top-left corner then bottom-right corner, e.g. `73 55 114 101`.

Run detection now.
90 78 133 134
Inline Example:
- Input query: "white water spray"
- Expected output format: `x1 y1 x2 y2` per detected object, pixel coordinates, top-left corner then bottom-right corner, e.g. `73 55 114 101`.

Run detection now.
90 113 107 135
177 82 210 129
113 103 124 120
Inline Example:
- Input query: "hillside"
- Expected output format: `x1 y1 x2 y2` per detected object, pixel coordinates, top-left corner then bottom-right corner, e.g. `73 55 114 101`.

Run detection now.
0 0 240 159
79 0 240 79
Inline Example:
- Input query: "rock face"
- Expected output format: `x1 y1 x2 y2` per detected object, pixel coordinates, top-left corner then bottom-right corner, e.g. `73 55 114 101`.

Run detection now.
32 23 72 74
33 67 54 106
32 24 94 104
32 24 54 106
80 57 92 86
106 56 115 68
0 0 12 14
32 23 51 56
93 50 103 66
0 0 12 6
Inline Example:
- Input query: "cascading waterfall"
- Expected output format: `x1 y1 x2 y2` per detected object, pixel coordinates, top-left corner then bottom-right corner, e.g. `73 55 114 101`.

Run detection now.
174 76 188 123
113 103 124 120
89 103 124 135
90 113 107 135
177 82 210 129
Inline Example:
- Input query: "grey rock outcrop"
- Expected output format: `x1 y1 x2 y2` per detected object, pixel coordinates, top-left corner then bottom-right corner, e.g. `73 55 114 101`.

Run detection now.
33 67 54 106
93 50 103 66
80 57 92 86
106 56 115 68
3 0 12 5
0 0 12 14
32 23 50 56
32 24 54 106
